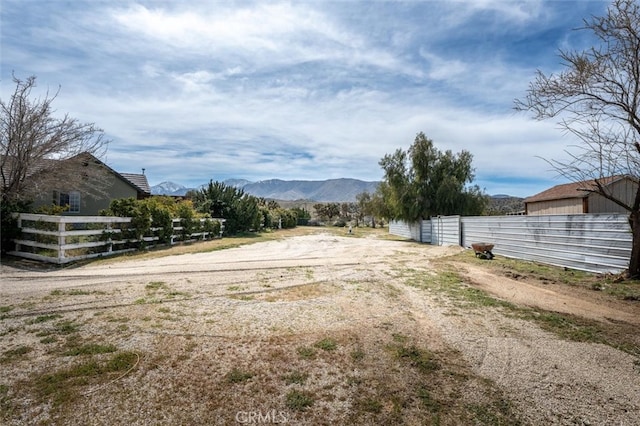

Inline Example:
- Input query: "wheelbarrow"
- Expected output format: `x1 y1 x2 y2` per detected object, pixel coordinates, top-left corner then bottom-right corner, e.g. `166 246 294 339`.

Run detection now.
471 243 494 260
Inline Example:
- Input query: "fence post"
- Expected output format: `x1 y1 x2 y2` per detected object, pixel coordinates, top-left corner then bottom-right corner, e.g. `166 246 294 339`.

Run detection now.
57 218 66 263
106 220 113 253
15 213 22 253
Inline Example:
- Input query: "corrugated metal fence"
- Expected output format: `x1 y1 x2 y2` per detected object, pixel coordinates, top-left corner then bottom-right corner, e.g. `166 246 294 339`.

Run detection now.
431 216 461 246
389 220 422 241
389 214 632 274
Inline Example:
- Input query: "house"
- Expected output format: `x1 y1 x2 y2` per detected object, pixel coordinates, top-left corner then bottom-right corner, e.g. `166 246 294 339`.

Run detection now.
29 153 151 215
524 176 638 215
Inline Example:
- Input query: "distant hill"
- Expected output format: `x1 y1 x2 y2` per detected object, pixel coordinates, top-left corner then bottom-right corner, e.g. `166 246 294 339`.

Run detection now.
151 178 379 202
151 180 521 208
487 195 524 215
151 181 188 196
243 179 378 202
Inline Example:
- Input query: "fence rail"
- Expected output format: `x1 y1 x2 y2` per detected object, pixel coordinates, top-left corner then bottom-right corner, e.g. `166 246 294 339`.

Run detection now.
389 214 633 274
10 213 224 264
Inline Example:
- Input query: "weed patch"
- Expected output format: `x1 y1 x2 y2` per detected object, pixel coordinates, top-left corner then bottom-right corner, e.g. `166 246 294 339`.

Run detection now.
1 346 32 363
350 348 365 361
54 320 80 335
313 337 337 351
355 398 382 413
32 350 139 407
282 371 308 385
468 400 520 426
285 390 314 411
0 306 13 320
226 368 254 383
390 344 440 374
416 385 440 413
296 346 317 359
146 281 168 292
63 343 117 356
29 314 63 324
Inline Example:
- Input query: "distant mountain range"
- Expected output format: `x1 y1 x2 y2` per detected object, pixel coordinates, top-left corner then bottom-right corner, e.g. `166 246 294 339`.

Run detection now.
151 179 523 212
151 178 380 202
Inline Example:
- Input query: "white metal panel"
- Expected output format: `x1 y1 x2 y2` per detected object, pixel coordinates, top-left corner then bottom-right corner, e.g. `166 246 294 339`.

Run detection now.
431 216 461 246
461 214 632 274
389 220 421 241
421 220 432 244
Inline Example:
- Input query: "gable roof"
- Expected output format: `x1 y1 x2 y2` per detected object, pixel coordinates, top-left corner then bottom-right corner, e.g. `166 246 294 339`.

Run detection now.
524 176 628 204
120 173 150 194
73 152 150 196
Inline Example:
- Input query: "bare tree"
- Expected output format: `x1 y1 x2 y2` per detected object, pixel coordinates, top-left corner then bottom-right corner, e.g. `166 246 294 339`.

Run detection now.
1 75 110 205
515 0 640 278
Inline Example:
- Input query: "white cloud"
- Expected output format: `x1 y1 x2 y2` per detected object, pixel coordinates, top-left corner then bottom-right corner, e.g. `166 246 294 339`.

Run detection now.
1 0 608 197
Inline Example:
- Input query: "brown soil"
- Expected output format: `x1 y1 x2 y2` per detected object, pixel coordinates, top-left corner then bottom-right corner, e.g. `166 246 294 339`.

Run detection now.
1 230 638 425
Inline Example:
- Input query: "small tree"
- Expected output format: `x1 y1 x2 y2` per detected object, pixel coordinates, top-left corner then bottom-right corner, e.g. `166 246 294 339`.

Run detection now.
291 207 311 225
191 181 261 235
515 0 640 278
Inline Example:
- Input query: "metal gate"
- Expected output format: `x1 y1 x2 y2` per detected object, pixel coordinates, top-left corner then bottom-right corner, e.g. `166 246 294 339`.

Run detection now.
431 215 461 246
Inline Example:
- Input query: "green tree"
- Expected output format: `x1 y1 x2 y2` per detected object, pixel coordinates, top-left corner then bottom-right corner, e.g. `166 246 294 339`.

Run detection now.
291 207 311 225
515 0 640 278
176 201 197 241
313 203 326 220
314 202 341 222
379 132 487 221
101 197 150 246
142 196 177 243
192 181 261 235
325 203 340 221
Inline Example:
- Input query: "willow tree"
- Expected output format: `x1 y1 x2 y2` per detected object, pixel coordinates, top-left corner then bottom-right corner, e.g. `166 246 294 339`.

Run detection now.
515 0 640 278
379 132 487 222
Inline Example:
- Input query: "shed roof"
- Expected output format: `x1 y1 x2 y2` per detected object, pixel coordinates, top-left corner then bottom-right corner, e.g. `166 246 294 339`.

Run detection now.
524 176 626 204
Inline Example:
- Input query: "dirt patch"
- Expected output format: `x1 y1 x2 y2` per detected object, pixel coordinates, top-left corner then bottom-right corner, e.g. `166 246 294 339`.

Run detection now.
454 262 640 325
1 231 639 425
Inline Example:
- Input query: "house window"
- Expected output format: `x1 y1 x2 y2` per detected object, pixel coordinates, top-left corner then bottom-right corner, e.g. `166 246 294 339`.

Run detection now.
53 190 81 213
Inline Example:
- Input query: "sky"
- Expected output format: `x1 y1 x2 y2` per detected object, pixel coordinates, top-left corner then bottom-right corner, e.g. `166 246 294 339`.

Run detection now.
1 0 611 197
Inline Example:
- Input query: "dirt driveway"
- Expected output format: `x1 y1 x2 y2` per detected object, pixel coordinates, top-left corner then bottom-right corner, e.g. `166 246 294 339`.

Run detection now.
1 230 639 425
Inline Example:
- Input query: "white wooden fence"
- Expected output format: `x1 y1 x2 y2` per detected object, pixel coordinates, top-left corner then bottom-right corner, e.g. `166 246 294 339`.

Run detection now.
9 213 225 264
389 214 633 274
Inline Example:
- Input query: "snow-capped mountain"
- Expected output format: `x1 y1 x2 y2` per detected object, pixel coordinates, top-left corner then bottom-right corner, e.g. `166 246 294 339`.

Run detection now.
150 178 379 201
150 181 188 196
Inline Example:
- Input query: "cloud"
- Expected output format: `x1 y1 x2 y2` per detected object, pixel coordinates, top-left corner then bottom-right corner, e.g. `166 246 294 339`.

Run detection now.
1 0 611 198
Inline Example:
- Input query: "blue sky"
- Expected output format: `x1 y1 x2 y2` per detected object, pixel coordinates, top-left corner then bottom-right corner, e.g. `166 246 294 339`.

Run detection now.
1 0 609 197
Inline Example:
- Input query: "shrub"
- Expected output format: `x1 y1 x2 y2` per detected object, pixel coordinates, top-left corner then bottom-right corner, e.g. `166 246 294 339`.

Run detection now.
1 199 30 255
176 201 196 241
203 218 221 238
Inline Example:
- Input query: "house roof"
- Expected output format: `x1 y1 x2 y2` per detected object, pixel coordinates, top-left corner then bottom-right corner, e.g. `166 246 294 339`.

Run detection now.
74 152 150 196
2 152 150 197
524 176 627 203
119 173 150 195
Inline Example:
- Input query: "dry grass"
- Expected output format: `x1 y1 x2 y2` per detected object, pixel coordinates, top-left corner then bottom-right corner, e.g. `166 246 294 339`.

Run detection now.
0 231 520 425
5 229 636 424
